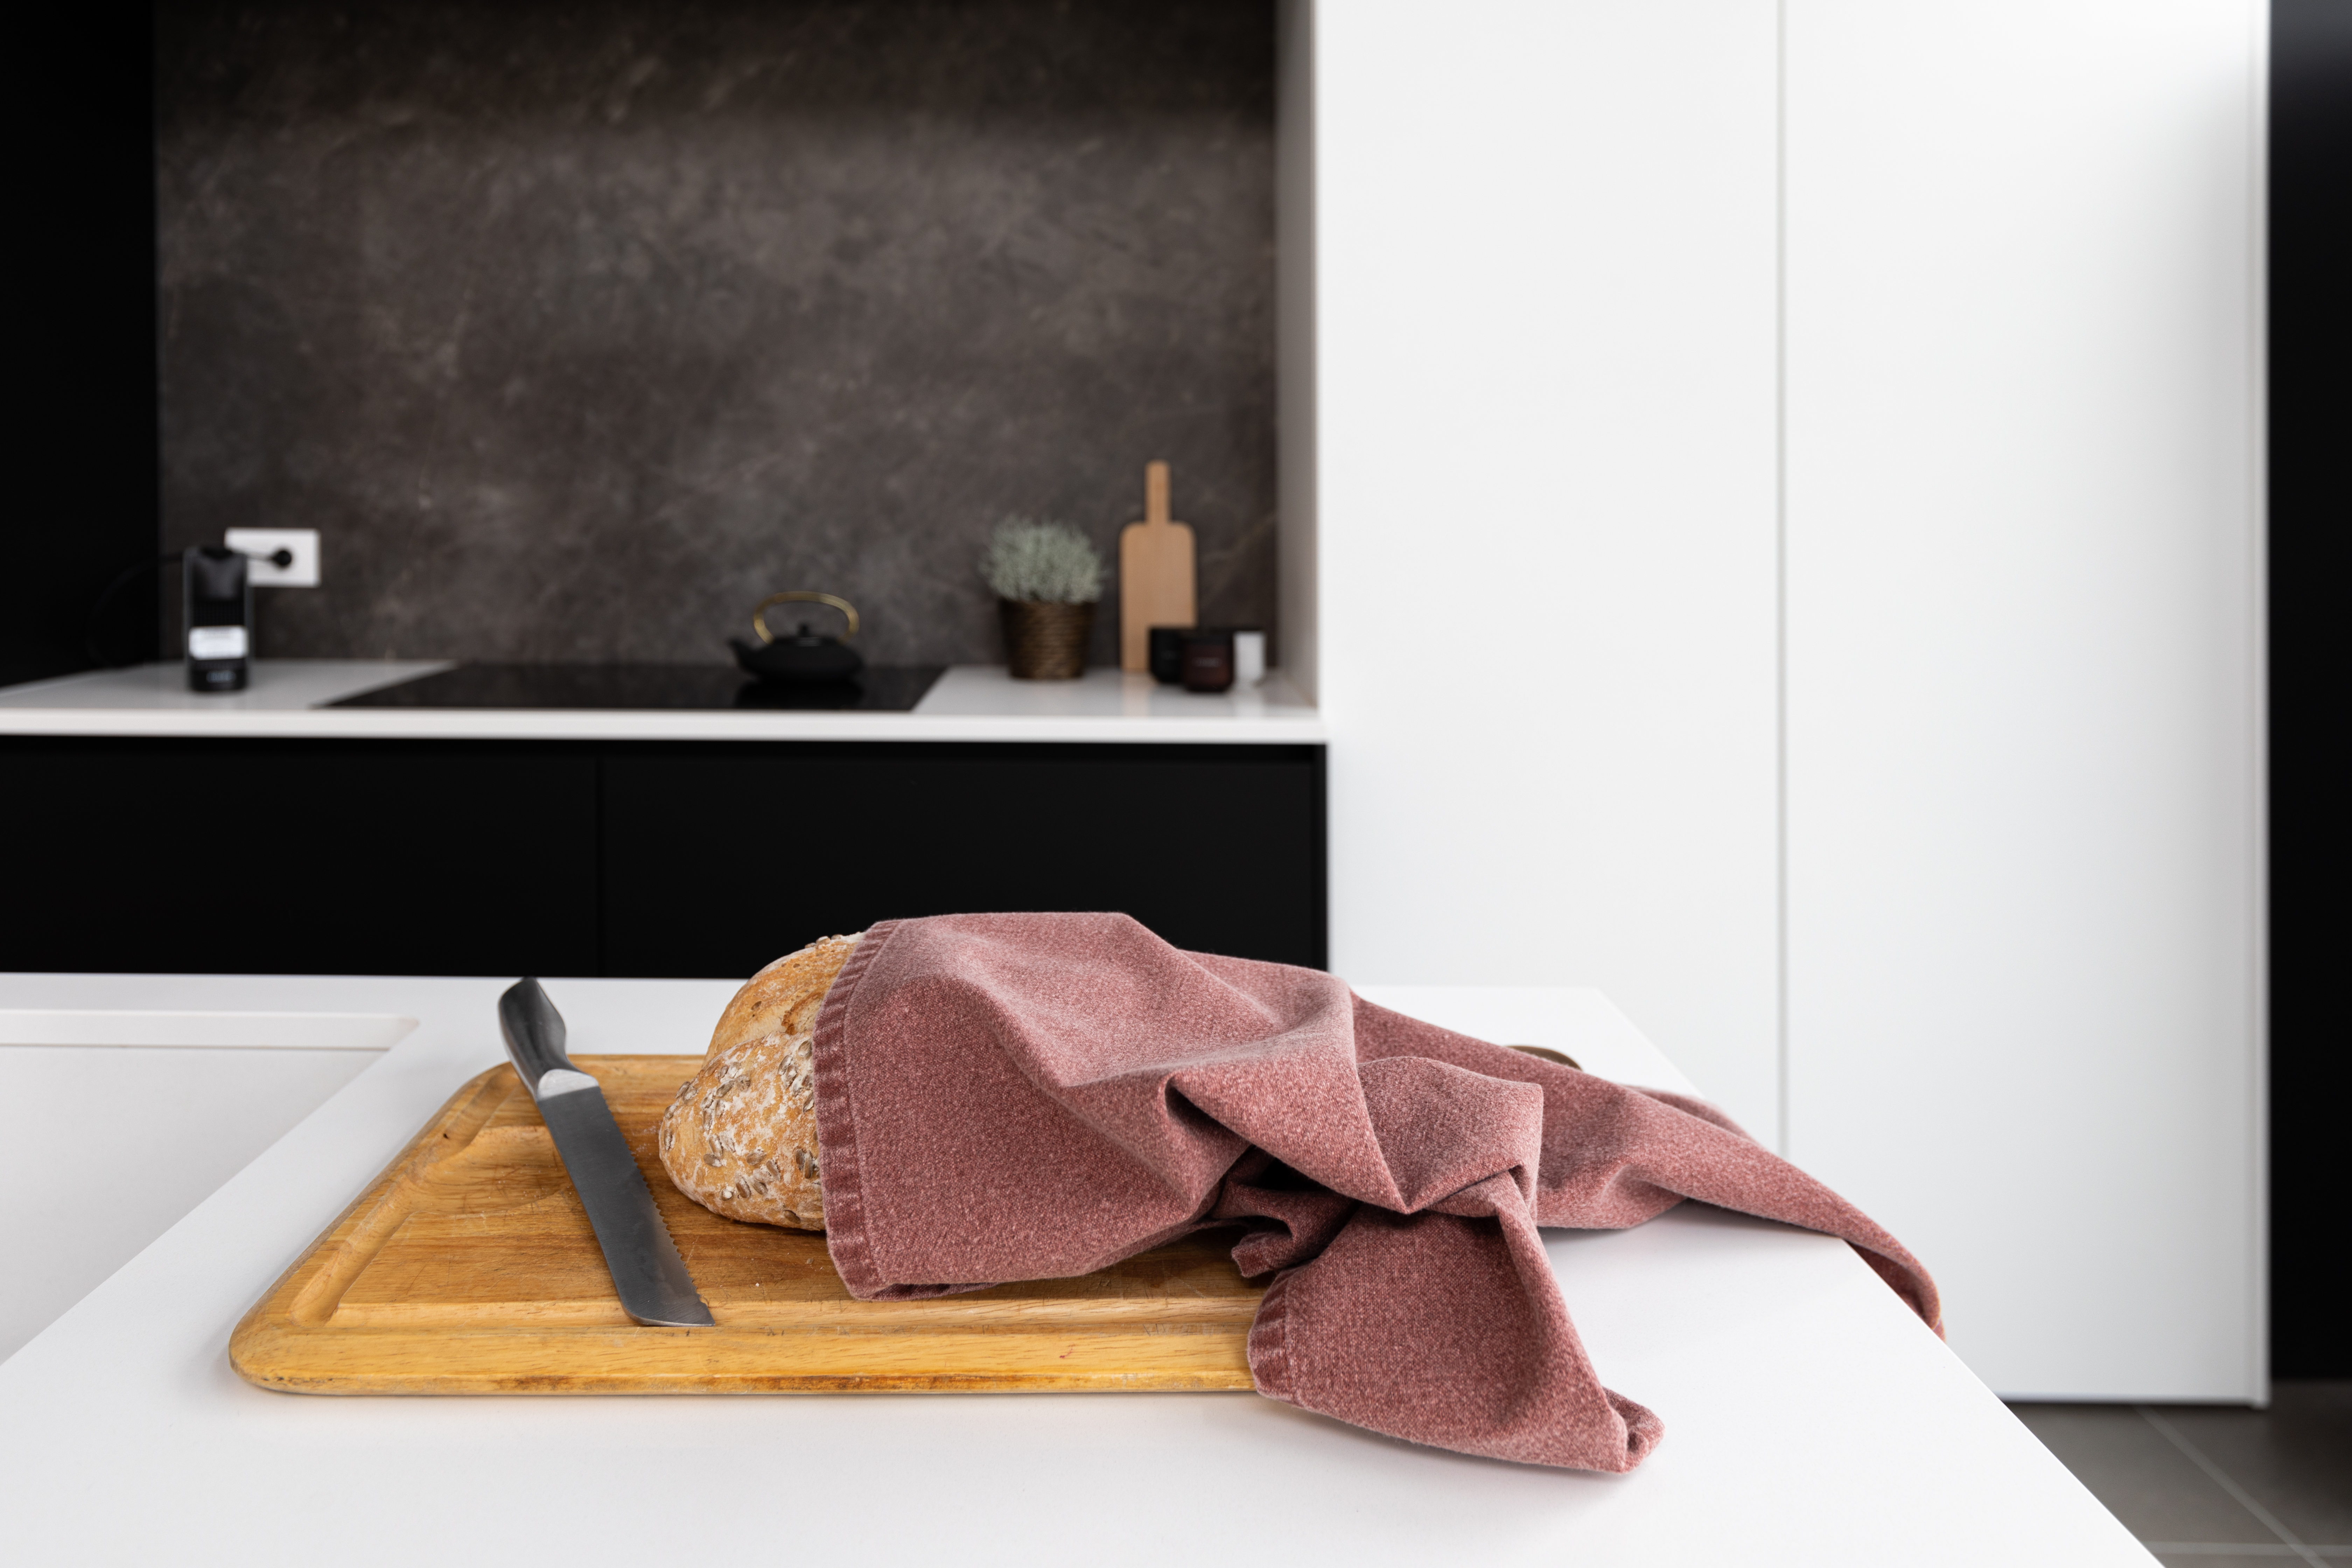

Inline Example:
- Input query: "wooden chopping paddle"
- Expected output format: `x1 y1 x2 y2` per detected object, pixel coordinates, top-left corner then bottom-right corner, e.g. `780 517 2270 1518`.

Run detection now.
1119 461 1197 671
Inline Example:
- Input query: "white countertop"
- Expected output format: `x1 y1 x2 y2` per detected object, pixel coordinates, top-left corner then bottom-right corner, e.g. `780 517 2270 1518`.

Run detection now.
0 658 455 712
0 973 2144 1567
0 661 1325 743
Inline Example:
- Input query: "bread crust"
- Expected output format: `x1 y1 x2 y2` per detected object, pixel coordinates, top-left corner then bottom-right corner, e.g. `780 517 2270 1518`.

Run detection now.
656 933 861 1230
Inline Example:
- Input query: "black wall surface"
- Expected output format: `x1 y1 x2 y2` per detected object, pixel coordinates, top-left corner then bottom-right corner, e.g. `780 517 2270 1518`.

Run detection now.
153 0 1277 671
2269 0 2350 1380
5 3 159 687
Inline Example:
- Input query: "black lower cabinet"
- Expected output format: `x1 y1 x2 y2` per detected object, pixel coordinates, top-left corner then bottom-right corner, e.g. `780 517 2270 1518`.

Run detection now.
2 737 1324 978
3 737 600 976
601 743 1326 976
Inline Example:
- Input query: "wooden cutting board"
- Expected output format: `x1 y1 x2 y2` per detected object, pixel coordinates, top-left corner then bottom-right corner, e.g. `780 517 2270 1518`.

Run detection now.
1118 460 1197 671
230 1056 1261 1395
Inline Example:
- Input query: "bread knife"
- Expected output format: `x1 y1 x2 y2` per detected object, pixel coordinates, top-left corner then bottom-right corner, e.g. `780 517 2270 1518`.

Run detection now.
497 978 715 1328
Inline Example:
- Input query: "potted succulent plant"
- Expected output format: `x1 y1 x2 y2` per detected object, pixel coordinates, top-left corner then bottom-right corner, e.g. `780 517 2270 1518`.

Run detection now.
983 517 1104 680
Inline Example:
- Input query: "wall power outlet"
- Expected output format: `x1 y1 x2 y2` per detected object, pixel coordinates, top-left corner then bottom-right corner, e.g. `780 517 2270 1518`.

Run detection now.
223 528 321 588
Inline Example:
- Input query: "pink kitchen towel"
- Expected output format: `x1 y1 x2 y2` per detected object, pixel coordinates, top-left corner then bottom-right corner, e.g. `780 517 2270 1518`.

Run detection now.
810 912 1940 1472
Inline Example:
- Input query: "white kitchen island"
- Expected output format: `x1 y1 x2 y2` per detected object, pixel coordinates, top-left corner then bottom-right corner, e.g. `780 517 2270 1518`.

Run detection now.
0 973 2147 1566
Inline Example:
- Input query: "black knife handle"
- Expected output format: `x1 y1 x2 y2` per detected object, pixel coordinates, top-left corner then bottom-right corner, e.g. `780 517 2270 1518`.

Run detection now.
498 976 574 1095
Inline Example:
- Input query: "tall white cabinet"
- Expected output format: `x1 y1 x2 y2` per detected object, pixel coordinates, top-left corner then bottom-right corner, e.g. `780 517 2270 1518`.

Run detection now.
1781 0 2267 1401
1288 0 2266 1401
1296 0 1786 1142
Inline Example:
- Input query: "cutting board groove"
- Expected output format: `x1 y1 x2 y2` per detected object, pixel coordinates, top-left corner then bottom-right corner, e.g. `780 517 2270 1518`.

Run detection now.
231 1056 1263 1394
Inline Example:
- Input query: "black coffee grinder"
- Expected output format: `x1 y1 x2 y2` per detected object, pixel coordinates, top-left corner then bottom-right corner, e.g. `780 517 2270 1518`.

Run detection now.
184 544 252 692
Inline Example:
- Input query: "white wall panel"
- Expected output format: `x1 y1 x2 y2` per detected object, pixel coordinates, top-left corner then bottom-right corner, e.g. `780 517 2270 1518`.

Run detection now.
1784 0 2264 1399
1313 0 1783 1137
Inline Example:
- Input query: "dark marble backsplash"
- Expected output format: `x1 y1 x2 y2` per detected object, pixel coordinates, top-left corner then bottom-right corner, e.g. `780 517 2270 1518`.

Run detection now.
156 0 1275 667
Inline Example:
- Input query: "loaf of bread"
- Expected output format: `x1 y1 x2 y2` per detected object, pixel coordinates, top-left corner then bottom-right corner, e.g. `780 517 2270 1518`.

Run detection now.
656 932 861 1230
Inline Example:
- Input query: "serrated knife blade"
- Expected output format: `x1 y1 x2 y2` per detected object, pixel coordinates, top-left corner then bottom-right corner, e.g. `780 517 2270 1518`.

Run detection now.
497 978 714 1328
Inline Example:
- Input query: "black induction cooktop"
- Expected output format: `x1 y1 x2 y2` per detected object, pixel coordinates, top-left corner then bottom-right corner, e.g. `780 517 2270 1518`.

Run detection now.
331 663 943 712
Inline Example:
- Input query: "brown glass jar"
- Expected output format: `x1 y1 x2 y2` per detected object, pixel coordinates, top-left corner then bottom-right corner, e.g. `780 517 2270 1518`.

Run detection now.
1180 628 1235 693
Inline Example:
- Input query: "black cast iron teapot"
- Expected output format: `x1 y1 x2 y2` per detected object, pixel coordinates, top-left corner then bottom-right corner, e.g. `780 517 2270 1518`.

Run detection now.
730 591 864 685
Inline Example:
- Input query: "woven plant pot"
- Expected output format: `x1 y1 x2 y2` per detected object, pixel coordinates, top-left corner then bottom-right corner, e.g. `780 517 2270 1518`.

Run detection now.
999 598 1094 680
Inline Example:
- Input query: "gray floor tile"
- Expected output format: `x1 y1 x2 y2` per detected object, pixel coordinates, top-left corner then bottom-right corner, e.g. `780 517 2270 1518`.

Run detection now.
2149 1555 2336 1567
2010 1403 2273 1544
2156 1383 2352 1547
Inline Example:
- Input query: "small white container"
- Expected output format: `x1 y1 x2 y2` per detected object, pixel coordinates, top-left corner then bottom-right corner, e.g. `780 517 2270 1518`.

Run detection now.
1232 629 1266 687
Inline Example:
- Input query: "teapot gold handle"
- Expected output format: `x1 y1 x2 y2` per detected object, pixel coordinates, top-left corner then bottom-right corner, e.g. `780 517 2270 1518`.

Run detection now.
751 591 859 644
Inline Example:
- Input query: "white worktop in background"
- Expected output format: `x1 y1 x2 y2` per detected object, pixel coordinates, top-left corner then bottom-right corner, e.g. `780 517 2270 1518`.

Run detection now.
0 658 454 712
0 661 1324 743
0 972 2145 1567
